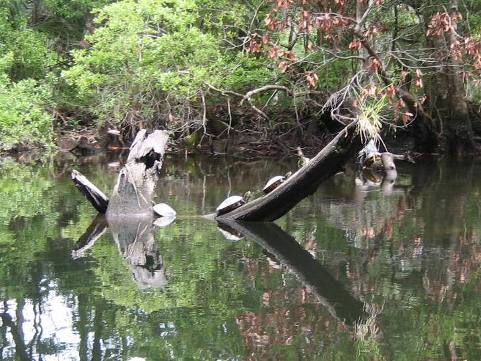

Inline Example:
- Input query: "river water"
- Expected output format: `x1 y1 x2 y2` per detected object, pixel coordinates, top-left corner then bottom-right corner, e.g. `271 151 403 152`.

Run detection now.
0 154 480 361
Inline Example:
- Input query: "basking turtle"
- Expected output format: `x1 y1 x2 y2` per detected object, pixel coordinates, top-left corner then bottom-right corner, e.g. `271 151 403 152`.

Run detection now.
216 191 251 216
153 203 176 218
262 171 293 194
153 203 176 227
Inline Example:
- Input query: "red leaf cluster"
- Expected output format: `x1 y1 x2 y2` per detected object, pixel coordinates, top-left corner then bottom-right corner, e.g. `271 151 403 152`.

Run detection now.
306 71 318 88
427 12 462 36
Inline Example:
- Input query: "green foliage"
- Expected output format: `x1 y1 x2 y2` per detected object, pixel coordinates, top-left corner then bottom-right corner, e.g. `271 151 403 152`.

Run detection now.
0 10 58 80
0 73 54 150
64 0 276 128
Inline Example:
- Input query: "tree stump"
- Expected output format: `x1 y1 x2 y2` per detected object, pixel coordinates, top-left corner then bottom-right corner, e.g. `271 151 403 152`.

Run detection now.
106 129 169 219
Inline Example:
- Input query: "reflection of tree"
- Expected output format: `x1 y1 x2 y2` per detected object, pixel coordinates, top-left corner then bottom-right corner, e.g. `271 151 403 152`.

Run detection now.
4 157 481 360
74 216 167 289
110 217 167 289
0 308 30 361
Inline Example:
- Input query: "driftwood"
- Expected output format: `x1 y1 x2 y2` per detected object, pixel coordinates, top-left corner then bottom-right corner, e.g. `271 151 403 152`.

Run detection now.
216 121 361 222
219 220 366 324
71 170 109 213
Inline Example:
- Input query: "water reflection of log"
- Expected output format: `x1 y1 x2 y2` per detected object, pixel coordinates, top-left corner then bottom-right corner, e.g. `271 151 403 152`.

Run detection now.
109 217 167 289
73 216 167 289
220 220 366 325
72 214 107 259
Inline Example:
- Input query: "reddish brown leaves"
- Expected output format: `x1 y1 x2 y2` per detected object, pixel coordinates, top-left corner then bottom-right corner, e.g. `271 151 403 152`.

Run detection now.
348 40 362 50
367 58 382 73
427 12 462 37
306 71 318 88
386 84 396 101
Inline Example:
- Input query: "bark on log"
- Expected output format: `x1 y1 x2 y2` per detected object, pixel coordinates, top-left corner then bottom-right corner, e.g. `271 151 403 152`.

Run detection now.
106 130 169 218
218 220 366 324
216 121 361 222
71 170 109 213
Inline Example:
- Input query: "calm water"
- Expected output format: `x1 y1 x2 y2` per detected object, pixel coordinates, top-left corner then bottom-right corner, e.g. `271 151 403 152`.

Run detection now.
1 153 481 361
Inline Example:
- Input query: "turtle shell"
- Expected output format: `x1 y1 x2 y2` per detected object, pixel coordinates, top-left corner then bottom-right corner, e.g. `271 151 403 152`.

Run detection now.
216 195 245 216
153 203 176 217
263 175 285 194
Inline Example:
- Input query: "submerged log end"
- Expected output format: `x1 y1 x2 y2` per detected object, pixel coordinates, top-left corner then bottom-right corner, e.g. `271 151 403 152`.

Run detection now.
71 169 109 213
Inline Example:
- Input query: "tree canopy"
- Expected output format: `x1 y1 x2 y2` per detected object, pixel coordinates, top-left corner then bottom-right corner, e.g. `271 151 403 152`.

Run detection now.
0 0 480 153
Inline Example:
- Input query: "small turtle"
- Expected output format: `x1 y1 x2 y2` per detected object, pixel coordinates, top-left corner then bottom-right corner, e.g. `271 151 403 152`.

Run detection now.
153 203 176 218
154 215 176 227
153 203 176 227
216 191 250 216
262 171 292 194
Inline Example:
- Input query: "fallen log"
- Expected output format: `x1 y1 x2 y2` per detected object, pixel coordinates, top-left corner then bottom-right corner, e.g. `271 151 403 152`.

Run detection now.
216 121 361 222
71 170 109 213
218 220 366 324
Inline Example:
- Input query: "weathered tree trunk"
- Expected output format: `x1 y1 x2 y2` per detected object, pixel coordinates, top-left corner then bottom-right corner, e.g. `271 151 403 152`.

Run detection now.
106 129 169 218
216 121 361 222
218 220 366 324
72 129 169 217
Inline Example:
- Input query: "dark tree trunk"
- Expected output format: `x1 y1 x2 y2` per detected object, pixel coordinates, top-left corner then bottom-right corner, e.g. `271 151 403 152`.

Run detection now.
443 10 475 155
423 0 475 155
397 88 439 153
217 121 362 222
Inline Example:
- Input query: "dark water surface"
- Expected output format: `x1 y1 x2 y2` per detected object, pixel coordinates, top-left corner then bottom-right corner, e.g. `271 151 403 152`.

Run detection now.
1 154 481 361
